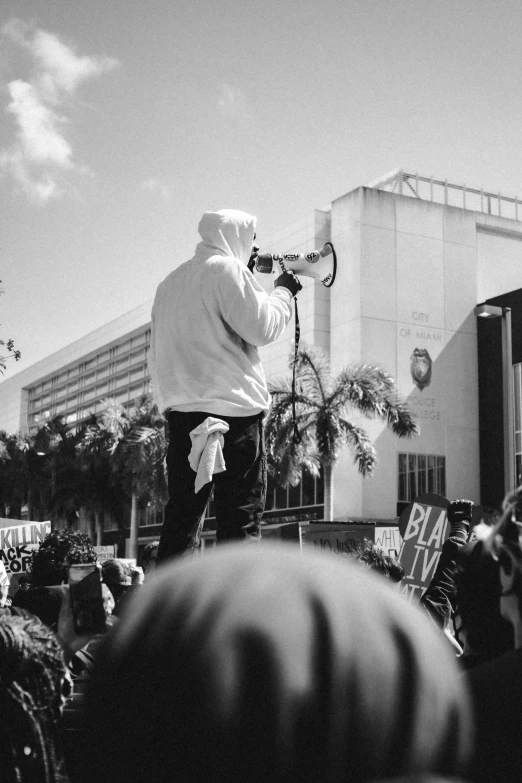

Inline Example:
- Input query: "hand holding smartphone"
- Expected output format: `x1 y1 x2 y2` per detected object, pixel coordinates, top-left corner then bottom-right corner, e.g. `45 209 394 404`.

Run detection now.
68 563 106 635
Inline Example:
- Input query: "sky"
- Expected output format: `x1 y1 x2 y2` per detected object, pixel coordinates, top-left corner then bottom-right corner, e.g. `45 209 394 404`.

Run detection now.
2 0 522 379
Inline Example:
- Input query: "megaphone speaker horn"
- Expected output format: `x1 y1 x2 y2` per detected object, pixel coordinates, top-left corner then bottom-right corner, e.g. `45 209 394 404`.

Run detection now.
255 241 337 288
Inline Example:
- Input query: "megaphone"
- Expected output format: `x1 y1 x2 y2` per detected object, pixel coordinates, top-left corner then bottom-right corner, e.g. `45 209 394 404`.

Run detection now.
255 241 337 288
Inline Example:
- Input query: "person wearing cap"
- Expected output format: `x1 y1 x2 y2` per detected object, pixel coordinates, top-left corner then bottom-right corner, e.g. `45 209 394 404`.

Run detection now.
148 209 302 562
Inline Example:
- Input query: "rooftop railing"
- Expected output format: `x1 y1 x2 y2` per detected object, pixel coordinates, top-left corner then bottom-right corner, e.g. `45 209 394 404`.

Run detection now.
368 168 522 221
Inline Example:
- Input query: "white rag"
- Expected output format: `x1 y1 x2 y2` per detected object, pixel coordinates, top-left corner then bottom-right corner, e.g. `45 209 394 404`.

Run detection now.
188 417 230 493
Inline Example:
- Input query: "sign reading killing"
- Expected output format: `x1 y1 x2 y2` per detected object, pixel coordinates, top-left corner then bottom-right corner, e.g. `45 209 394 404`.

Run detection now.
397 494 449 603
0 519 51 575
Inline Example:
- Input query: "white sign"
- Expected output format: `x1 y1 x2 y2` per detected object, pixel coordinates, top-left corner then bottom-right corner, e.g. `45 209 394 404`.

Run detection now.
0 520 52 575
94 545 116 563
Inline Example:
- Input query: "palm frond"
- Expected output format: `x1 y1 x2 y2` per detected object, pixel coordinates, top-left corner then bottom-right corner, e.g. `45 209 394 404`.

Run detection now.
100 398 129 440
339 419 377 476
292 344 332 403
330 365 394 415
381 396 419 438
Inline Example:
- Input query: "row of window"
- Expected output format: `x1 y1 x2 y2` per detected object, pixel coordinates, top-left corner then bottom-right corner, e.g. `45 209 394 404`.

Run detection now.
28 331 150 398
29 380 151 429
397 453 446 502
96 452 446 532
29 363 148 413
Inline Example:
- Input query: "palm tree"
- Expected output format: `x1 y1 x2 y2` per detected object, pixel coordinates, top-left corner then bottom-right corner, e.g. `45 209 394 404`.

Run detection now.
98 395 167 558
76 414 120 545
266 345 418 521
32 415 85 527
0 431 28 518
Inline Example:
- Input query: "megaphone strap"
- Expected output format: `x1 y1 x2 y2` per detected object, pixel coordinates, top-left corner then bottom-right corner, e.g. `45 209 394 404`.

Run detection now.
292 298 302 445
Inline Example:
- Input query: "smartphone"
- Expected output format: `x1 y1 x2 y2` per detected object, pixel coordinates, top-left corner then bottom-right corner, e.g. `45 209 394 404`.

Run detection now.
68 563 106 635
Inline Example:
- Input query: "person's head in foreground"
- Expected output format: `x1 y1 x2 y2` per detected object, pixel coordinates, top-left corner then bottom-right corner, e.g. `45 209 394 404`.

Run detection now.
0 611 69 783
80 543 472 783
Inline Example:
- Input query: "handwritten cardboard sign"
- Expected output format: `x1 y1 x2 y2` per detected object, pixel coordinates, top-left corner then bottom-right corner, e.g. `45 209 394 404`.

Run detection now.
0 520 52 575
375 526 403 559
398 493 449 603
94 545 116 563
299 523 375 554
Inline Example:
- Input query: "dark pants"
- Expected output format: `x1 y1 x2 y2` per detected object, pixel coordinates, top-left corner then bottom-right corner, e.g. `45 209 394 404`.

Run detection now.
157 411 266 562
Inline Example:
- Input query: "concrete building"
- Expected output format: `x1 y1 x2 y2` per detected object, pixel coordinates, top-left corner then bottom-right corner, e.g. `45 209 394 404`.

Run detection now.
2 169 522 549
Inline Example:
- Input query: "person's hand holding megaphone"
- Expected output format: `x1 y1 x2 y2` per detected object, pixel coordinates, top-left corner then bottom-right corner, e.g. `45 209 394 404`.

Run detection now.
275 270 302 297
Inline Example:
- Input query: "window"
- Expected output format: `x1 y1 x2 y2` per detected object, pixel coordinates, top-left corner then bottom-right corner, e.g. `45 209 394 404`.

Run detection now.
131 332 147 348
398 453 446 506
115 356 129 371
83 372 95 387
130 366 144 382
130 349 146 364
114 373 128 389
264 471 323 514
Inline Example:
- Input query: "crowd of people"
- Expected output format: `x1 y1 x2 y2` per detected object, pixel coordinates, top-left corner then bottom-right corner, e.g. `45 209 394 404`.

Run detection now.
2 209 519 781
0 492 520 783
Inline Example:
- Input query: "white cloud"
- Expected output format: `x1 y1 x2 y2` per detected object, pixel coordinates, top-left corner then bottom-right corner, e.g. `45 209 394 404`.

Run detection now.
139 176 170 201
7 80 72 165
0 19 119 203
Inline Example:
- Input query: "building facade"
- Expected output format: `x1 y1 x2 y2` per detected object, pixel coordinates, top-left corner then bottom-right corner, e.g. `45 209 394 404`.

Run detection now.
2 170 522 550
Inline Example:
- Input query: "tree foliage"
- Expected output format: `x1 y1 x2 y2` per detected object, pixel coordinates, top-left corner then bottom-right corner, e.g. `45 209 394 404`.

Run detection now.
0 280 21 374
0 395 167 534
266 345 418 488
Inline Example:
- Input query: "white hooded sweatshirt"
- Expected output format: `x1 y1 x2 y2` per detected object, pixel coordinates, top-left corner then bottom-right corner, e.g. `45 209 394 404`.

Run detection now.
148 209 294 417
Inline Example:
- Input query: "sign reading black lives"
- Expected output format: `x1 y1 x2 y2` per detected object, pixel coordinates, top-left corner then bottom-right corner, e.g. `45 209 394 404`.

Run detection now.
398 493 449 603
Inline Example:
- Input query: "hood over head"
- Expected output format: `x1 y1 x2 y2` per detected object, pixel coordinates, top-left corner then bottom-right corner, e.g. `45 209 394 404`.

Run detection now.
196 209 256 266
80 544 472 783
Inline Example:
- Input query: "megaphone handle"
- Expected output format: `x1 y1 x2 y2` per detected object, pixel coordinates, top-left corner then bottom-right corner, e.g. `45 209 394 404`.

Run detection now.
292 298 301 445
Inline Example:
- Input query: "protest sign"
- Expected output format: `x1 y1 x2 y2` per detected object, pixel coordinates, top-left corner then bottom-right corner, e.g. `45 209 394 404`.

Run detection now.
94 545 116 563
261 521 375 554
299 523 375 554
398 493 449 603
0 520 51 576
0 560 9 586
375 526 403 558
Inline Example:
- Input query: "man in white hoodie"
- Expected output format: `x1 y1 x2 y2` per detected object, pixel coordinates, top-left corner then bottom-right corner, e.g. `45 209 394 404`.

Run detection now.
148 209 301 561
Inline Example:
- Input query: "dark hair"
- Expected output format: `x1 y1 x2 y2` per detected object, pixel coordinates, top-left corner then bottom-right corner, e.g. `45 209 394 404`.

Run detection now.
454 541 513 658
0 611 69 782
141 541 159 569
344 538 405 582
28 529 96 586
80 545 471 783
